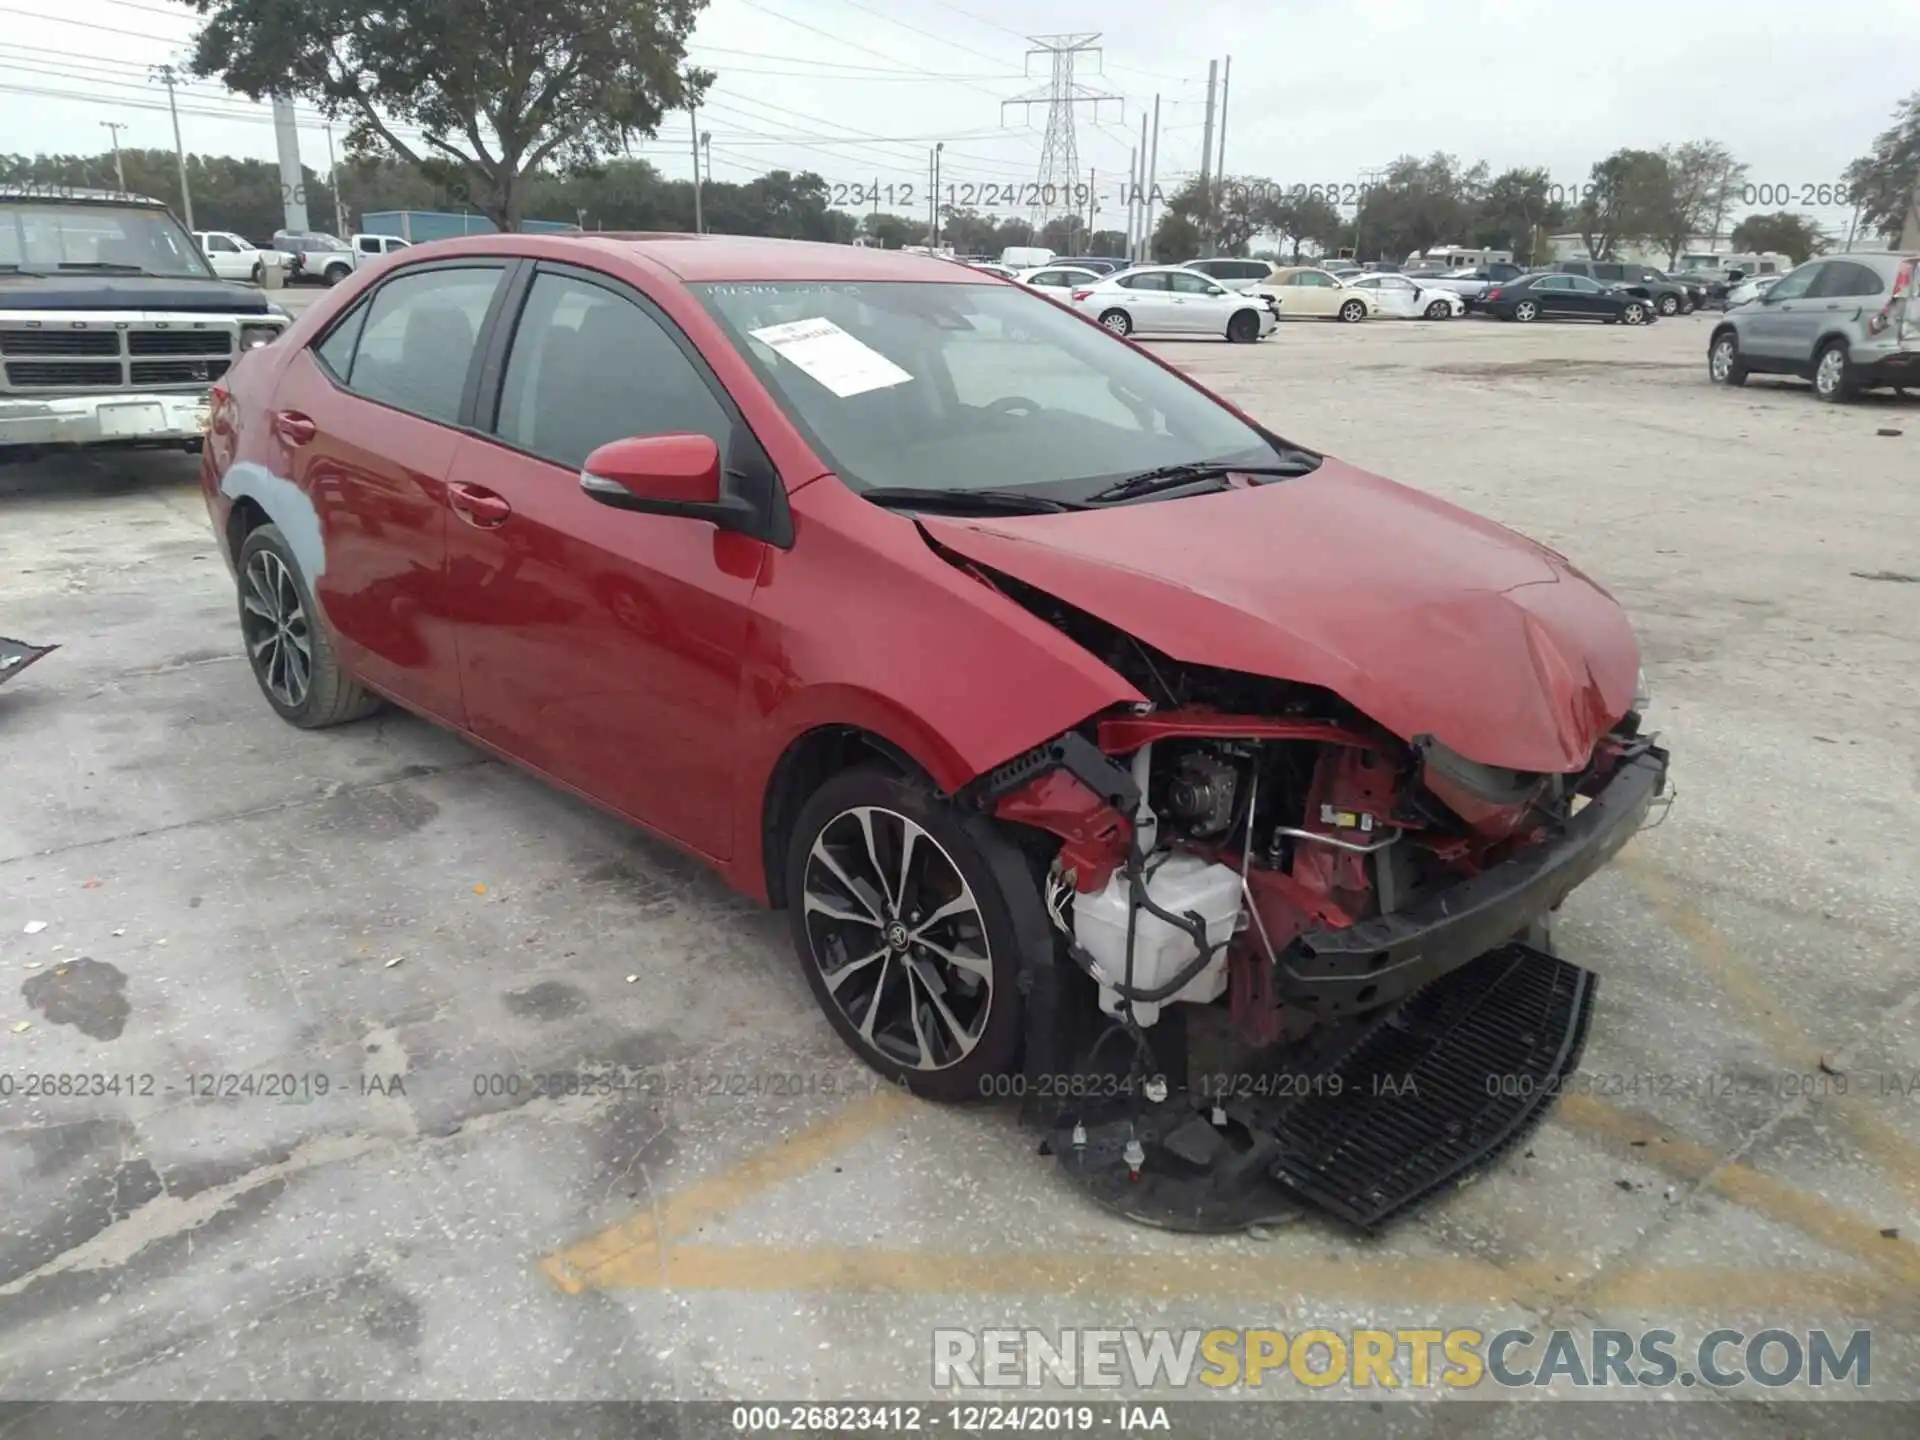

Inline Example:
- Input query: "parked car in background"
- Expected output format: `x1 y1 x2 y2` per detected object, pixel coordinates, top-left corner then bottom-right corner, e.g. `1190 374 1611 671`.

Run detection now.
273 230 359 285
1481 273 1655 325
1321 260 1363 278
1723 274 1780 307
1055 255 1129 275
967 262 1019 279
1708 252 1918 402
1249 267 1374 322
195 230 292 284
1071 265 1276 340
998 245 1054 269
1183 258 1280 292
1554 261 1697 316
351 233 413 265
1417 263 1527 310
1343 272 1464 319
1017 264 1102 297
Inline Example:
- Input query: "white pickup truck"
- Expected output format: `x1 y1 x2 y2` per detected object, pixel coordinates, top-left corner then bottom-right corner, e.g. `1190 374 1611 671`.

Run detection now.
193 230 295 285
270 230 412 285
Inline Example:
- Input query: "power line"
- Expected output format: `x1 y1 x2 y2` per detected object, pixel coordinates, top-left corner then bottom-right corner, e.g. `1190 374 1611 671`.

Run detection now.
0 5 186 45
815 0 1011 70
731 0 1013 101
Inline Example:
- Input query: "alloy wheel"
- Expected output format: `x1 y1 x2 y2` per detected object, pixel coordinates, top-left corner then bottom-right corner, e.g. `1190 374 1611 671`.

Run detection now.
800 805 993 1072
1100 310 1131 337
1816 347 1846 397
1710 338 1734 381
240 549 312 708
1658 294 1679 315
1515 301 1537 322
1624 304 1646 325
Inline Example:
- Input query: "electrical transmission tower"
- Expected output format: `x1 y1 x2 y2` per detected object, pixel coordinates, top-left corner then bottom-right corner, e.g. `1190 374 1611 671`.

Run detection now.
1001 34 1123 232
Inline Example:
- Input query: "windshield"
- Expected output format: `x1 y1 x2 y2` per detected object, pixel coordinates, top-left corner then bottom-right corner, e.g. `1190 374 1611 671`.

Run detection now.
0 201 214 278
696 280 1296 498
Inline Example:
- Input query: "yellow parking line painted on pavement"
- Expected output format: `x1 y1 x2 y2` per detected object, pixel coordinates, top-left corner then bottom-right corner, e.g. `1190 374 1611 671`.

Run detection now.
1553 1091 1920 1288
557 1241 1906 1315
540 1087 913 1294
1625 860 1920 1211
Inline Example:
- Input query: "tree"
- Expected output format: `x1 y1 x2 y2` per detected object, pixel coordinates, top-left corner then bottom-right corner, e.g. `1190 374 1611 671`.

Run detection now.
180 0 710 232
1647 140 1747 265
1351 153 1489 263
1471 167 1567 263
1576 148 1667 258
1843 90 1920 244
862 212 919 249
1267 191 1343 261
1151 208 1200 263
1729 211 1828 263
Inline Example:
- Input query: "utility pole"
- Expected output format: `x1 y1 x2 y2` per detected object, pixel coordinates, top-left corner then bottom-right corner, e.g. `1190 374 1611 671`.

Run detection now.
932 141 945 248
1197 60 1218 257
1217 55 1231 180
689 100 703 234
1000 34 1123 230
325 122 344 234
1133 110 1147 260
1086 166 1096 244
271 97 309 232
151 64 194 231
99 122 127 192
1144 93 1161 263
1124 147 1136 259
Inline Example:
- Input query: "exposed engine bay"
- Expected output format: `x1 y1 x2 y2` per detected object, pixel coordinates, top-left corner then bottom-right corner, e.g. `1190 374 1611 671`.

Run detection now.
958 585 1670 1232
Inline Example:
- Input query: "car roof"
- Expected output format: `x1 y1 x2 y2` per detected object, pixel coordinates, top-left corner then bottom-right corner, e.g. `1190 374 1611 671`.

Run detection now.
392 232 995 284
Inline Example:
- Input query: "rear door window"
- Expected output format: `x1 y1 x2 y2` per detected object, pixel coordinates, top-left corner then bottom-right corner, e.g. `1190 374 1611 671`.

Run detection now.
340 266 504 425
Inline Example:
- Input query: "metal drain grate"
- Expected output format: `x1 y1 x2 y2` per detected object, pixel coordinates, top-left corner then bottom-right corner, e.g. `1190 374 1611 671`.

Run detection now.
1266 943 1594 1229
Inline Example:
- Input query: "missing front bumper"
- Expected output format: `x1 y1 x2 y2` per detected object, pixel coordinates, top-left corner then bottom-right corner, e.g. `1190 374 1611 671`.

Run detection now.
1049 943 1595 1232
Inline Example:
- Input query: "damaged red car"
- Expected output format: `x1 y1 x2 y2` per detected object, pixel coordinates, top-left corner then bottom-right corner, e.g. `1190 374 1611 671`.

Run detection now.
200 235 1668 1231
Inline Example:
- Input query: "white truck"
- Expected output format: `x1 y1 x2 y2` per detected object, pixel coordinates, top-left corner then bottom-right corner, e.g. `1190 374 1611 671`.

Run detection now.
193 230 294 285
270 230 411 285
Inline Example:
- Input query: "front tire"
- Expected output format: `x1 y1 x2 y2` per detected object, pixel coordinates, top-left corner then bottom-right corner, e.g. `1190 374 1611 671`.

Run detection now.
1622 302 1648 326
1813 340 1856 403
784 767 1034 1102
1338 298 1367 323
1708 331 1748 387
1424 298 1452 320
1098 308 1133 337
236 524 380 728
1226 309 1260 343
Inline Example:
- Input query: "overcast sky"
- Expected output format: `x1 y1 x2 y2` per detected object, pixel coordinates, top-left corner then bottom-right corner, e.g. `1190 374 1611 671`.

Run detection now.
0 0 1911 237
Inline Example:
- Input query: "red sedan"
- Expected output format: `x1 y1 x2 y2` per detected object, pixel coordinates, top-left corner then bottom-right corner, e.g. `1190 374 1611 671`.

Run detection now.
201 233 1667 1227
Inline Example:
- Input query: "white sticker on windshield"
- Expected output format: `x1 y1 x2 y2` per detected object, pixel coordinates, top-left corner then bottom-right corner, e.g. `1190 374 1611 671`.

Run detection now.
746 317 913 398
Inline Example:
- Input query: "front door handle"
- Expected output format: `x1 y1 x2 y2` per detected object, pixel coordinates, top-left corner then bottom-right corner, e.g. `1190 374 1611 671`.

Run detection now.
272 410 316 446
447 481 512 528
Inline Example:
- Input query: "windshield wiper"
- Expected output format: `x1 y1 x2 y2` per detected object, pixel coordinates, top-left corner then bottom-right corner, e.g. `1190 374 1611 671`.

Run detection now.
55 261 154 275
856 485 1086 515
1085 458 1318 505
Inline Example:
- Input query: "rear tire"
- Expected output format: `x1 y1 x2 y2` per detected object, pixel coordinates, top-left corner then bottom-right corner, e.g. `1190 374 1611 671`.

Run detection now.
1226 309 1260 343
323 262 351 286
1813 340 1856 403
784 766 1034 1103
1513 300 1538 322
1098 308 1133 337
236 524 380 728
1657 293 1680 316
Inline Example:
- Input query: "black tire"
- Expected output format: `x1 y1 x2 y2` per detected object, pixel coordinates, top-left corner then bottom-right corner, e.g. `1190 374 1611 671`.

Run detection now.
1097 307 1132 337
236 523 381 728
1812 339 1856 403
784 765 1036 1102
1226 309 1260 343
249 260 264 285
1657 293 1680 316
1622 302 1648 326
323 262 351 286
1424 298 1452 320
1708 330 1748 387
1337 298 1367 323
1513 300 1538 323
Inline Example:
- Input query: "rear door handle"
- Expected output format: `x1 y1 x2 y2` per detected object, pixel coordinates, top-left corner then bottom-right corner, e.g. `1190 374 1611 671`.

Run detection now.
272 410 316 446
447 481 511 528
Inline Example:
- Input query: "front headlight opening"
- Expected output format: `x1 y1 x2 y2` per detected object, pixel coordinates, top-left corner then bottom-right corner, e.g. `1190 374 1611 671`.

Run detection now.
240 323 282 350
1633 666 1652 714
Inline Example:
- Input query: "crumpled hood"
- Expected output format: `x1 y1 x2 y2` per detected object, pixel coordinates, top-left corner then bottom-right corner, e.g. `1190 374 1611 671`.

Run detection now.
918 460 1640 773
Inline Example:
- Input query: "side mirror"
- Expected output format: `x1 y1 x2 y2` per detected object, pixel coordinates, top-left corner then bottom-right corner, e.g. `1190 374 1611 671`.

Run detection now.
579 433 752 529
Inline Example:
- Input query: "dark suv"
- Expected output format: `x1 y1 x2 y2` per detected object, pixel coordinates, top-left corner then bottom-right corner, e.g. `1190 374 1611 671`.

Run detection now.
1555 261 1699 315
1709 252 1919 402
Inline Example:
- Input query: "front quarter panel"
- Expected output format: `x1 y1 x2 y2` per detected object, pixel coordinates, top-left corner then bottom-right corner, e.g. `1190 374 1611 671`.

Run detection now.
725 477 1145 900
